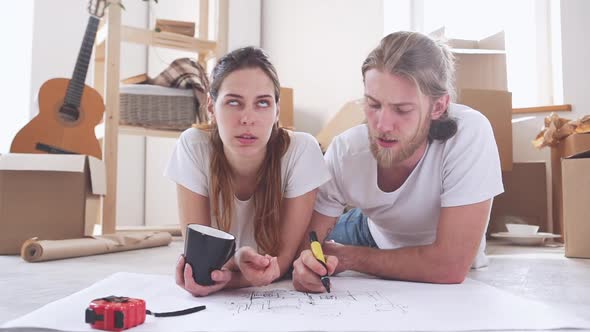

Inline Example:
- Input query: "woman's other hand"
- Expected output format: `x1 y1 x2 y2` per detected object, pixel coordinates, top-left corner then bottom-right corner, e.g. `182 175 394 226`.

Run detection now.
235 246 280 287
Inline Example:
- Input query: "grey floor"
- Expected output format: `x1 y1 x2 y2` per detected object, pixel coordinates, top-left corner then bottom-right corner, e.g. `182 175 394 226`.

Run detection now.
1 238 590 331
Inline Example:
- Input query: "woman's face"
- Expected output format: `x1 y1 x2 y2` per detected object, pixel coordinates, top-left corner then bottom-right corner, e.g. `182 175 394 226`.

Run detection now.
211 67 279 160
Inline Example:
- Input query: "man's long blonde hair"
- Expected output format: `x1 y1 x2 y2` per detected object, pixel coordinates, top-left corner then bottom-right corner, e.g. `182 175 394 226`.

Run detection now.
200 47 290 256
362 31 458 141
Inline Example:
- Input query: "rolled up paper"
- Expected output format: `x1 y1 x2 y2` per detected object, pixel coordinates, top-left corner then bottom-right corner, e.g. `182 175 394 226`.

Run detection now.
20 232 173 263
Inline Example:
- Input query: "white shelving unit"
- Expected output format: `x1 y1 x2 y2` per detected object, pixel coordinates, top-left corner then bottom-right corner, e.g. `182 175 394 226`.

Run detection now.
93 0 227 234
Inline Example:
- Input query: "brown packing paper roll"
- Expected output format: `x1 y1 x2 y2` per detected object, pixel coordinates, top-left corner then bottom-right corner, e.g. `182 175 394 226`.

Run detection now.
20 232 173 262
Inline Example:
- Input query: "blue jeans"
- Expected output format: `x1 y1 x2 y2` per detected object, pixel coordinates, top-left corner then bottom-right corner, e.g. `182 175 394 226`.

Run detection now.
326 208 378 247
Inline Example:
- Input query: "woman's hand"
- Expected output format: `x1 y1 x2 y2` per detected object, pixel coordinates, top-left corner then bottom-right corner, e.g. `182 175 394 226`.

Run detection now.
235 246 280 287
175 255 232 297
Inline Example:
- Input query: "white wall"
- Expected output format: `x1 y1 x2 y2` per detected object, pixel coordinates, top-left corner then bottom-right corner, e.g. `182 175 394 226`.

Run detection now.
261 0 384 135
29 1 90 119
227 0 261 50
0 0 34 153
560 0 590 121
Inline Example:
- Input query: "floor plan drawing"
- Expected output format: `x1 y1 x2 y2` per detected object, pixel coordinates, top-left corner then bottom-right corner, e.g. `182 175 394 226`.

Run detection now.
225 288 409 317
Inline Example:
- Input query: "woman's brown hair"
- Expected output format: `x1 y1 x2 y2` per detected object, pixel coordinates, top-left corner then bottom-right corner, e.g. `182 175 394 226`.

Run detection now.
199 47 290 256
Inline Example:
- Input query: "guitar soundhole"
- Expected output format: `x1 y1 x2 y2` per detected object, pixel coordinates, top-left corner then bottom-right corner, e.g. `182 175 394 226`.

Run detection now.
59 104 80 122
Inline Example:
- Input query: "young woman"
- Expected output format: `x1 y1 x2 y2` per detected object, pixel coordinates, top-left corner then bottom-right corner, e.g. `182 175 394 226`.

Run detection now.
165 47 330 296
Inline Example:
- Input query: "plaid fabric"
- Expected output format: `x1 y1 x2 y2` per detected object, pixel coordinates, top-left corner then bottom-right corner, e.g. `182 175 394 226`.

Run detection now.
148 58 210 123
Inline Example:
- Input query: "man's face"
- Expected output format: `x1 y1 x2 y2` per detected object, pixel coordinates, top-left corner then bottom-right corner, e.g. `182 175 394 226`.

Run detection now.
363 69 433 168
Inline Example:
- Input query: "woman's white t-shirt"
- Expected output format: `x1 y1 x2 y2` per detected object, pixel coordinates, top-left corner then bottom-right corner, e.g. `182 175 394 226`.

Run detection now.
165 128 331 249
314 104 504 268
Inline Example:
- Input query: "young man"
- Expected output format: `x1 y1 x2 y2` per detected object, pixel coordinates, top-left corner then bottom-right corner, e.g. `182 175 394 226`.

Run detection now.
292 31 504 293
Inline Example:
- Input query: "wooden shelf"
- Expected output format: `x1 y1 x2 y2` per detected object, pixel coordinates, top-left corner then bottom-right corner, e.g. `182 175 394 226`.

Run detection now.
95 123 183 139
96 24 217 58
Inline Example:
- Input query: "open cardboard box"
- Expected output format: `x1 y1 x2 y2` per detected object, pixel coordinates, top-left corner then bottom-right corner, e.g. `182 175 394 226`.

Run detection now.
488 162 548 235
430 28 508 95
551 132 590 257
0 153 106 254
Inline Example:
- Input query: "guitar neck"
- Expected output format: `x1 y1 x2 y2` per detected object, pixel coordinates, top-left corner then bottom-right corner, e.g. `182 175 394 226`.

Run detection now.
64 15 100 108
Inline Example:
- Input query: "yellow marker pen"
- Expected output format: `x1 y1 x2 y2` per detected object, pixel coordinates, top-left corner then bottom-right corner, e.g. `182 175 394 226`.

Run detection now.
309 231 331 293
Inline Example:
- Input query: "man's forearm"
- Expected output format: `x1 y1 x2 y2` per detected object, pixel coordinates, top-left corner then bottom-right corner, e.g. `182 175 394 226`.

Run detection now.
295 210 339 258
335 244 468 284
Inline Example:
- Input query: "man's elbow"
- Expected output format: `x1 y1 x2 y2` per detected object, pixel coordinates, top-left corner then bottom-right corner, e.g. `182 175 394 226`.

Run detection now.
431 262 470 284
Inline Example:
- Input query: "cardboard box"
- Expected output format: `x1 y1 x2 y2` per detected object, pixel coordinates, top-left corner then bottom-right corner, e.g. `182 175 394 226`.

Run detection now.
488 162 548 236
279 87 294 128
0 154 106 254
431 28 508 95
155 19 195 37
551 132 590 250
315 99 365 151
562 157 590 258
458 89 513 171
431 28 512 171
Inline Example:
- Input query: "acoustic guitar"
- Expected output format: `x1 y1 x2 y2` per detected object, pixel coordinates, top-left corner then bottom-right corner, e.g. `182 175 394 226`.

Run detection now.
11 0 107 160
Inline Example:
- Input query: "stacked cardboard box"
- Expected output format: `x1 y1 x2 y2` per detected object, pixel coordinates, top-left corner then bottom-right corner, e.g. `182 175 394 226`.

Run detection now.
488 162 548 235
551 132 590 257
434 28 513 171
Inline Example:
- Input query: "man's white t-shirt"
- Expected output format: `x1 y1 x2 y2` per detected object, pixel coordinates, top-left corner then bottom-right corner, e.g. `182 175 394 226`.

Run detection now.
314 104 504 268
165 128 331 250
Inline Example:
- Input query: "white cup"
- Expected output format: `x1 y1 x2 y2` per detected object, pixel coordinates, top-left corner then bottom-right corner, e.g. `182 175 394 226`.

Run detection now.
505 223 539 235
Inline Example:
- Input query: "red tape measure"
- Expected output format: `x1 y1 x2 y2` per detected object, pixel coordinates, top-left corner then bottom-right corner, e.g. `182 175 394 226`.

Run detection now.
85 296 205 331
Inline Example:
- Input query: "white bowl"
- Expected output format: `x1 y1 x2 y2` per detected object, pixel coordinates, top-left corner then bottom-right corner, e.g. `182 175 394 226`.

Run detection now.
505 223 539 235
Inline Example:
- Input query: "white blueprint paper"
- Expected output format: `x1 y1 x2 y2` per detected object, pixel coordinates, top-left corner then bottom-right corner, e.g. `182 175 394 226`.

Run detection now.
3 272 590 331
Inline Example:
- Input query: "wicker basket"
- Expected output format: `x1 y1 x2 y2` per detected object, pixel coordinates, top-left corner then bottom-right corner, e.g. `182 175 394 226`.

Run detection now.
119 85 198 131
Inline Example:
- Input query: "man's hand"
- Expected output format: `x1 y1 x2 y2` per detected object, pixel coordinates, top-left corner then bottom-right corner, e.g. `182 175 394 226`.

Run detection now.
292 249 338 293
175 255 232 297
322 241 350 274
235 246 280 287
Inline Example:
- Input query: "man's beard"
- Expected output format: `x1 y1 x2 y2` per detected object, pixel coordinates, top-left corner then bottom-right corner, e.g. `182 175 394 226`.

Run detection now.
369 113 431 168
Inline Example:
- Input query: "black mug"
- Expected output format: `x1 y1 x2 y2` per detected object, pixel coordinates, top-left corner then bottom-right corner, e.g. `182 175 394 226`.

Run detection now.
184 224 236 286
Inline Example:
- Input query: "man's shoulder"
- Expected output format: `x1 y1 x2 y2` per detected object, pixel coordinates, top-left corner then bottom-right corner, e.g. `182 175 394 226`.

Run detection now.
432 103 497 161
329 125 371 159
447 103 494 142
449 103 492 131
